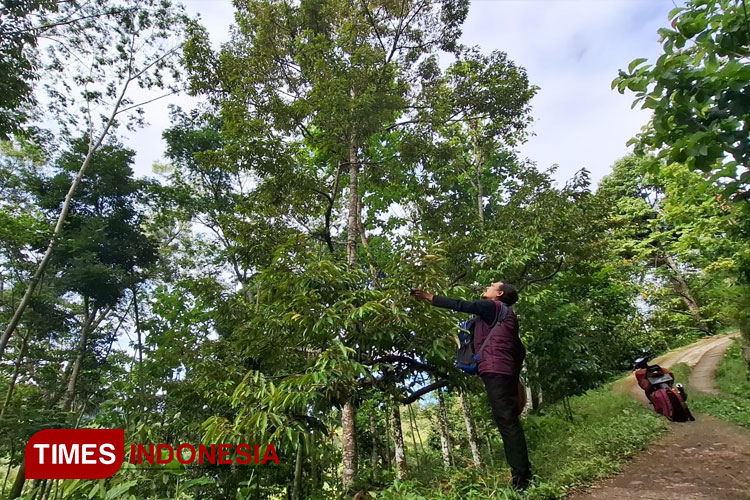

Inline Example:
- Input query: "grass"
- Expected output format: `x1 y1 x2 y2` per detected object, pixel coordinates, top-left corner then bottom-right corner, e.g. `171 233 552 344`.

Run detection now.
715 340 750 399
670 339 750 429
378 383 669 500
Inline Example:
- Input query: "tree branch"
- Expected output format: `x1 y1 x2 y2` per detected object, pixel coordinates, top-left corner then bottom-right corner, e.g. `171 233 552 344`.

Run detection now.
519 258 564 289
401 379 449 404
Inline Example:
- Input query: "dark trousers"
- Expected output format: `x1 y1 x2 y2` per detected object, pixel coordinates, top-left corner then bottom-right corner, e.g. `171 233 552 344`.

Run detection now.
481 373 532 485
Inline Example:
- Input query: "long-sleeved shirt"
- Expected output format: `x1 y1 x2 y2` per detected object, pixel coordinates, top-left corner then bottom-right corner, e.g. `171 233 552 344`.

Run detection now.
432 295 499 324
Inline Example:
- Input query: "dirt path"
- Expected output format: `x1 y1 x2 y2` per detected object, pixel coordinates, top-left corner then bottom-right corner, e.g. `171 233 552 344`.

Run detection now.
568 334 750 500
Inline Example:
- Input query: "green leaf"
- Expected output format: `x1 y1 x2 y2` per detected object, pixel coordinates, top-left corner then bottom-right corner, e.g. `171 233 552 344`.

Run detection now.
668 6 683 19
628 58 648 73
106 480 138 500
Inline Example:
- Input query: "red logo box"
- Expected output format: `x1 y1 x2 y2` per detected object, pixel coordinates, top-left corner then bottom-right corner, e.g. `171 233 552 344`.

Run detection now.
26 429 124 479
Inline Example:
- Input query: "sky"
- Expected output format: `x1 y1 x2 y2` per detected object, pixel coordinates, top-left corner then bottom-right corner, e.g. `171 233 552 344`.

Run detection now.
122 0 680 188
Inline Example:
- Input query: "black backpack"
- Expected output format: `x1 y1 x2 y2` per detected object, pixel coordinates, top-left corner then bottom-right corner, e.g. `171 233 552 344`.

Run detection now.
455 302 507 374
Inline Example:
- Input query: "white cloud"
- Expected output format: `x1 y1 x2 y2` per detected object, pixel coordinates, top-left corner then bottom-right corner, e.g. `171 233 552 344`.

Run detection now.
460 0 680 185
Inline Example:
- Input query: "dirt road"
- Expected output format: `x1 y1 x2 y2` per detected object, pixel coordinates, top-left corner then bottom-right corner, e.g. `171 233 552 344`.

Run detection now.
568 334 750 500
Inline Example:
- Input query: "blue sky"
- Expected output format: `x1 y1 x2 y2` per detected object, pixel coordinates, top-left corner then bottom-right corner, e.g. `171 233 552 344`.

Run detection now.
123 0 680 187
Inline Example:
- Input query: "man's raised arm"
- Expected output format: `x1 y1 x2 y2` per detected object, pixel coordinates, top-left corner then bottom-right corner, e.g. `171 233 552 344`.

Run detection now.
410 289 496 324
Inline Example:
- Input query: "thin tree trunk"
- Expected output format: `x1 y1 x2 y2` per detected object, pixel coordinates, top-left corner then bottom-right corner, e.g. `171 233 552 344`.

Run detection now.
62 301 111 412
63 299 95 412
1 445 13 496
132 285 142 369
356 193 380 288
48 360 74 408
476 167 484 226
384 407 392 470
391 405 407 480
530 384 541 413
0 74 132 358
459 392 482 466
484 429 495 468
664 253 712 334
341 402 357 489
9 459 25 500
408 403 426 459
346 137 359 266
1 332 29 418
341 128 360 489
309 433 319 491
436 389 452 467
369 412 378 479
741 327 750 380
471 120 485 227
406 404 421 469
291 435 303 500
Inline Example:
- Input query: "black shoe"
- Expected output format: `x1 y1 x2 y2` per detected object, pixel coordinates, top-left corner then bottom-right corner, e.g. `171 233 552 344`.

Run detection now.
512 472 533 493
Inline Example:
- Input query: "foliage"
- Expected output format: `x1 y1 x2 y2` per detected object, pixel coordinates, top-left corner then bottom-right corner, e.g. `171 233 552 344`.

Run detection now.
597 154 740 340
378 384 668 500
614 0 750 200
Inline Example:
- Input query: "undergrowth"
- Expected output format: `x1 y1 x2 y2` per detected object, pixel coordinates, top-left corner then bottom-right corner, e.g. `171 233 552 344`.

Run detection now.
378 383 668 500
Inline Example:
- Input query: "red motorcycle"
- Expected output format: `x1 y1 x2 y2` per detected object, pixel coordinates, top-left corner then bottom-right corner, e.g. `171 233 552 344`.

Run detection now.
633 357 695 422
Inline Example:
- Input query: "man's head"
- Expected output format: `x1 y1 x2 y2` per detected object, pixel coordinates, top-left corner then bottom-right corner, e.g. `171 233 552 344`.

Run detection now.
482 281 519 305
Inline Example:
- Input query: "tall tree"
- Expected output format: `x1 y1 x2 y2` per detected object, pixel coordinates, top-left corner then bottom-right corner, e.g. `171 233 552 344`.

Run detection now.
183 0 479 488
0 0 185 358
598 155 715 335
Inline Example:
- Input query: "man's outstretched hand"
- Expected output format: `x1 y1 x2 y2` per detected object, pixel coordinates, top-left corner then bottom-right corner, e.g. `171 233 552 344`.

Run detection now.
410 289 434 302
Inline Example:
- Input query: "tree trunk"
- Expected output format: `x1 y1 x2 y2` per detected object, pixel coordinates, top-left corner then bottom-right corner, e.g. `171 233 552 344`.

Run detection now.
341 402 357 489
62 300 95 412
483 421 495 468
341 129 360 488
1 446 13 496
1 332 29 418
309 433 319 491
0 76 132 358
405 405 421 469
664 253 712 334
132 285 143 369
530 384 541 413
436 389 452 467
741 325 750 381
408 404 426 459
459 392 482 466
9 460 25 500
346 137 359 266
370 412 378 478
383 407 392 470
291 435 303 500
391 405 407 480
471 120 485 227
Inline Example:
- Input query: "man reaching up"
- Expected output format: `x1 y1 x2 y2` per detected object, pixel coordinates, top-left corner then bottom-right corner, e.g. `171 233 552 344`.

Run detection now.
410 281 533 492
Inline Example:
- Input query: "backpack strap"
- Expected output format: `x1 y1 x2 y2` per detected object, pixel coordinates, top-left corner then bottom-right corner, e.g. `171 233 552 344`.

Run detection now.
477 301 508 357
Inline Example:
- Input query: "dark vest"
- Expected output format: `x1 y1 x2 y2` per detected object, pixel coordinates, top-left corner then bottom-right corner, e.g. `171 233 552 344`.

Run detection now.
472 302 525 376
